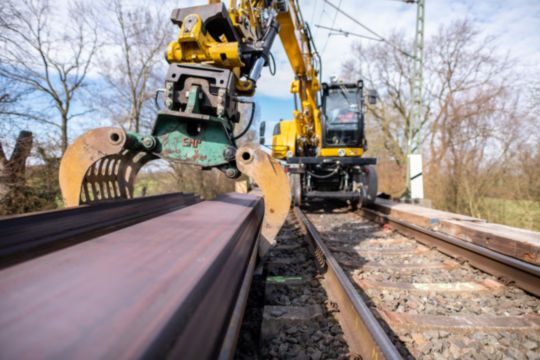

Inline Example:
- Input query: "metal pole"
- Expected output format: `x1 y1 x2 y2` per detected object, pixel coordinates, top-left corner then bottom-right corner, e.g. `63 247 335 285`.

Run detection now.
407 0 425 200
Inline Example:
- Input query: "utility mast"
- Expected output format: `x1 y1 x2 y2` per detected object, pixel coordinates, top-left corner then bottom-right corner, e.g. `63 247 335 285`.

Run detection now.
406 0 425 200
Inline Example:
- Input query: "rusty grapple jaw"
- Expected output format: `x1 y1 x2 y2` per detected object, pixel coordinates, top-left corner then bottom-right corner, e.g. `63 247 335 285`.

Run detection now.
59 127 158 206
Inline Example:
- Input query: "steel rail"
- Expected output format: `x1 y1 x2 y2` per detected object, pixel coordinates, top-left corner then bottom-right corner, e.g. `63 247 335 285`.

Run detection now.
294 207 403 360
217 229 259 360
0 193 264 360
0 192 199 263
360 207 540 297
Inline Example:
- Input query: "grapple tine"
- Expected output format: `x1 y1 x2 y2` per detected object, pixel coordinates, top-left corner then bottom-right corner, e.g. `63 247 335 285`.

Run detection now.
236 144 291 256
59 127 156 207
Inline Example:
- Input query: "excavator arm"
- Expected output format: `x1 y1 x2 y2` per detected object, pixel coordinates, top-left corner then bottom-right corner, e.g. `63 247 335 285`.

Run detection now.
274 0 322 157
60 0 328 255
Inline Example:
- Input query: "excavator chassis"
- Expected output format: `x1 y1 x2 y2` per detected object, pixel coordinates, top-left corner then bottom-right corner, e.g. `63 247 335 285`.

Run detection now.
287 156 378 208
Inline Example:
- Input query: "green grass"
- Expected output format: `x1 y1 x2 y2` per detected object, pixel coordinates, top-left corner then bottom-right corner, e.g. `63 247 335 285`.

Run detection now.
133 175 177 197
482 198 540 232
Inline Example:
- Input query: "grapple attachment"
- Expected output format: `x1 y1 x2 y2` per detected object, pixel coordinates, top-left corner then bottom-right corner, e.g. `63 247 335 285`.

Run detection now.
59 2 291 253
59 127 156 207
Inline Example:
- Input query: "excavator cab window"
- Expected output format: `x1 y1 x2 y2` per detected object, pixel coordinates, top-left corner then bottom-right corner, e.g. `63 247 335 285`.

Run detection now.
322 84 364 147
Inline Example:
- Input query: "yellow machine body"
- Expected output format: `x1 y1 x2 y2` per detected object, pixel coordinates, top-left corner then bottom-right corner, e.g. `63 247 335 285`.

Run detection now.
166 15 243 69
270 120 296 160
320 148 364 157
264 0 378 207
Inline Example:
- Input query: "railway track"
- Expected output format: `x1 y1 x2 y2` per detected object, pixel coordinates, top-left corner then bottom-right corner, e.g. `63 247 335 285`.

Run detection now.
2 193 539 359
298 205 540 360
235 214 352 360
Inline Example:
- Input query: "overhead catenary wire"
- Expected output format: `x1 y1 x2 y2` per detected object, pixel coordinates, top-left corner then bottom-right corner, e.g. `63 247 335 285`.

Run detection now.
310 0 319 28
314 0 327 38
315 24 383 42
323 0 414 58
321 0 342 54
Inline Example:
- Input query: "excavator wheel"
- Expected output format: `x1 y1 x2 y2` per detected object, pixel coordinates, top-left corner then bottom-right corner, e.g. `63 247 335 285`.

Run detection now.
59 127 156 207
362 165 378 206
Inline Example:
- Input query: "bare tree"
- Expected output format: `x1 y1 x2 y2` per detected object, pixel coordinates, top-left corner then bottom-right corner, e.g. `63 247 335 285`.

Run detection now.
421 21 529 218
342 19 540 230
0 131 33 214
343 33 412 170
343 20 521 197
93 0 170 133
0 0 98 153
431 91 526 217
0 78 26 138
0 78 24 117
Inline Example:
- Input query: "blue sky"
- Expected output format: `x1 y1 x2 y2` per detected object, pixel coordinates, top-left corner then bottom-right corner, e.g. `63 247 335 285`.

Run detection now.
254 95 294 142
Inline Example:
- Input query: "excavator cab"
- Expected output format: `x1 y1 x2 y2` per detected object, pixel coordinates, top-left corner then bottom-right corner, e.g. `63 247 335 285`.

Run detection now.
322 81 365 148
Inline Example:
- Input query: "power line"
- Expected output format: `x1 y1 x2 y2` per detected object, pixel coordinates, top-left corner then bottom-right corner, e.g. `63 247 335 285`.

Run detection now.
321 0 342 54
310 0 318 27
314 0 327 38
323 0 413 58
315 24 383 42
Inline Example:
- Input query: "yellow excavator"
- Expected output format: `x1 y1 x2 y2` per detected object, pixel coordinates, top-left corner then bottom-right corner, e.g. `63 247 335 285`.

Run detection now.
268 77 378 209
59 0 377 252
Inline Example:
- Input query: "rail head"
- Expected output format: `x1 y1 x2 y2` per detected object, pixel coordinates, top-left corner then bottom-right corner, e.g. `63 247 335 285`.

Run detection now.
293 207 403 360
369 198 540 266
0 192 200 264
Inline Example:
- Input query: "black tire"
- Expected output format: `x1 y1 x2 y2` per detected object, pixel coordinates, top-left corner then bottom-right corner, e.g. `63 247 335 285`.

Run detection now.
350 197 359 211
362 165 378 206
290 173 302 207
351 173 362 210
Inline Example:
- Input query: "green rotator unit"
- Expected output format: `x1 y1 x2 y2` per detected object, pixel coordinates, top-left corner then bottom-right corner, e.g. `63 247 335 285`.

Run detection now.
124 74 247 178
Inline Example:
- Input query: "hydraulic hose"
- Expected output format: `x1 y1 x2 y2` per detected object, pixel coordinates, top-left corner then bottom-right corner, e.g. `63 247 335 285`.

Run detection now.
307 166 340 179
233 101 256 141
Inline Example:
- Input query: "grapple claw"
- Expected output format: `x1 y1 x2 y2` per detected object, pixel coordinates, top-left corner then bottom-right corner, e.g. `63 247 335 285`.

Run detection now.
236 144 291 256
59 127 156 207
